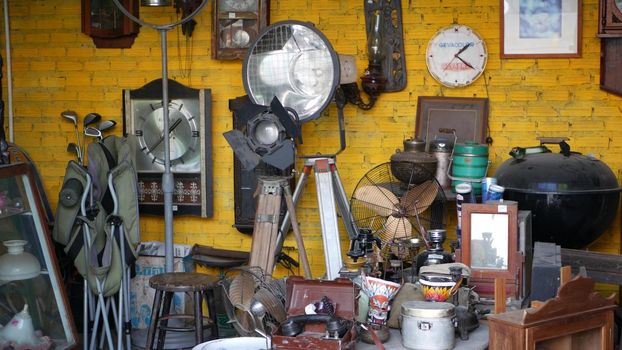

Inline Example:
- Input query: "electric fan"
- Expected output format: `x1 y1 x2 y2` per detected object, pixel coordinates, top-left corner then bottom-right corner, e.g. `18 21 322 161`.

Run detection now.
350 162 447 259
221 266 287 337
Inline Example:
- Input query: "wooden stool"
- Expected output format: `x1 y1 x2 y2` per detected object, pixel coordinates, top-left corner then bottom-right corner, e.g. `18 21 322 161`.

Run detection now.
145 272 219 350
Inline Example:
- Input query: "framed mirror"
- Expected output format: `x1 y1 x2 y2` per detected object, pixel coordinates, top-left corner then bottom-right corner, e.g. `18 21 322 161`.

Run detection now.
456 202 522 298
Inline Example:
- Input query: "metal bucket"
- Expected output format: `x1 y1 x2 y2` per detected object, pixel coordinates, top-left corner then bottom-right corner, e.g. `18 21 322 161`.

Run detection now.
400 301 456 350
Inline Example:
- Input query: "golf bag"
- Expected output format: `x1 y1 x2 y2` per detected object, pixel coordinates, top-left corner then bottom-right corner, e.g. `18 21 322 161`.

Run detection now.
54 135 139 296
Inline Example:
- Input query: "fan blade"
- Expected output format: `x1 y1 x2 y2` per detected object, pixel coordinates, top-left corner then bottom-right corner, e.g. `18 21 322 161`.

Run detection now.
223 129 262 170
401 180 439 216
381 215 412 243
228 272 256 309
352 185 399 217
253 287 287 323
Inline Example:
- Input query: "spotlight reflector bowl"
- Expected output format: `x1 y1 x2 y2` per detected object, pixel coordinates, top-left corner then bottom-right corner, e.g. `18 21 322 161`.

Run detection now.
243 20 340 123
254 120 280 146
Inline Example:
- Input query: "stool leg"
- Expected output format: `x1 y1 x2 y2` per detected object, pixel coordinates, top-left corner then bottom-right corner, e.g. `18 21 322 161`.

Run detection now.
205 288 219 340
145 289 163 350
156 291 174 350
194 291 204 345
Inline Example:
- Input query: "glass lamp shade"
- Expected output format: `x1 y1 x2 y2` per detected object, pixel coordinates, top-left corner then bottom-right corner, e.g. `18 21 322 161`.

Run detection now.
0 240 41 281
367 9 386 66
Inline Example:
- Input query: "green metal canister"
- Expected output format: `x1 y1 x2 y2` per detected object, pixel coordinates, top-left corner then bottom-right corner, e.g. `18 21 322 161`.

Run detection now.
450 141 489 194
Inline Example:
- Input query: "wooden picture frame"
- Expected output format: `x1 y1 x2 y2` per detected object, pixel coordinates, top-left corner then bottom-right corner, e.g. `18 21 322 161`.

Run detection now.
500 0 582 58
415 96 489 148
456 202 522 298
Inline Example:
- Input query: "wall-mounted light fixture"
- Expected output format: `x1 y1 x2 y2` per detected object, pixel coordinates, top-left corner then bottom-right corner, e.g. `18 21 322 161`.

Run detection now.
340 0 407 110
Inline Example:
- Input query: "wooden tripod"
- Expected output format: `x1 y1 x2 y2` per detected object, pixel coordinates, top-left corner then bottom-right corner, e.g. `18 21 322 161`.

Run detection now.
248 176 312 278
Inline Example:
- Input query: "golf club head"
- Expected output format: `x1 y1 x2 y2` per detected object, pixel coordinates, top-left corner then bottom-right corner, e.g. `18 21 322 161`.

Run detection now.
67 143 82 164
84 126 102 140
84 112 102 128
97 120 117 133
61 110 78 125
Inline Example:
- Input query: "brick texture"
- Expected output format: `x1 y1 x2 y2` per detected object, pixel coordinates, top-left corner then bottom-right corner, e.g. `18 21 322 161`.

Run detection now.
2 0 620 279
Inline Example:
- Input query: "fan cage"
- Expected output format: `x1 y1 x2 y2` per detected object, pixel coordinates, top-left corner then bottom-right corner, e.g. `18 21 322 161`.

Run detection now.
350 162 447 246
221 266 287 337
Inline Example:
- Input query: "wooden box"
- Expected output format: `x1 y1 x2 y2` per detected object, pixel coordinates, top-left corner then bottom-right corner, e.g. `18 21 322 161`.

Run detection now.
487 276 616 350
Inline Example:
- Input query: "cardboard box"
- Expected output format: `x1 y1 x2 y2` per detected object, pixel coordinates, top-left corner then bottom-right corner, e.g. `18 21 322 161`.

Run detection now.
129 242 192 330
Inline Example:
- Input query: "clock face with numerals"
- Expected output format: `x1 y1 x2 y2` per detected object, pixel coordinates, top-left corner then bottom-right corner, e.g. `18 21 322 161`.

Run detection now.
134 101 200 170
130 99 201 173
426 24 488 88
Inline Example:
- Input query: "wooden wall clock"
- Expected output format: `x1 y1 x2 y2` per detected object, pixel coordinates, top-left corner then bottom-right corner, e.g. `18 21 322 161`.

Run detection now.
123 79 213 217
211 0 269 60
599 0 622 97
81 0 140 49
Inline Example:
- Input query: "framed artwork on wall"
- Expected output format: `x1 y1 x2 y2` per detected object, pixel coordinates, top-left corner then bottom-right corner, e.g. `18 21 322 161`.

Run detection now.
415 96 489 148
500 0 582 58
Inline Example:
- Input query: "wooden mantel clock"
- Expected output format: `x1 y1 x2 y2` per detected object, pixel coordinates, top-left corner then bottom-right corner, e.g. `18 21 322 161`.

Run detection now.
598 0 622 96
81 0 140 49
211 0 269 60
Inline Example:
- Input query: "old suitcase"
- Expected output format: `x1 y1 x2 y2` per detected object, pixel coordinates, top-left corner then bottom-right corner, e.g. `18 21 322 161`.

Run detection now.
272 276 358 350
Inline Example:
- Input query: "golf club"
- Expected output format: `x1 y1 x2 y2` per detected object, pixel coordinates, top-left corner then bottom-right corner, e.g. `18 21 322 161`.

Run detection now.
67 142 82 165
97 120 117 134
84 126 103 141
82 112 102 161
61 110 82 162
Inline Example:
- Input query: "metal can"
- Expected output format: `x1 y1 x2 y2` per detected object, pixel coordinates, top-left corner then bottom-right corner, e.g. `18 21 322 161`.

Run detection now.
487 184 505 201
400 301 456 350
455 183 475 238
481 177 497 203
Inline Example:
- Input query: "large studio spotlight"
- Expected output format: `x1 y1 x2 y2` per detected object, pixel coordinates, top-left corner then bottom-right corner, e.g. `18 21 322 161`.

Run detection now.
224 97 301 171
242 20 340 123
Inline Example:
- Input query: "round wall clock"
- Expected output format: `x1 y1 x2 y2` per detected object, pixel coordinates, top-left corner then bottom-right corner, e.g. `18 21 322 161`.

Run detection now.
426 24 488 88
135 101 199 169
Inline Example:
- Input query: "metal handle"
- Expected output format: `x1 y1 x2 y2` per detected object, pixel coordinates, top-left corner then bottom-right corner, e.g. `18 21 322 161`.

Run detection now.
446 158 491 182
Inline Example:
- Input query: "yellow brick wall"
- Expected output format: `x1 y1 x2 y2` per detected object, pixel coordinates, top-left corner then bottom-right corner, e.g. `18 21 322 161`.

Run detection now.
1 0 620 280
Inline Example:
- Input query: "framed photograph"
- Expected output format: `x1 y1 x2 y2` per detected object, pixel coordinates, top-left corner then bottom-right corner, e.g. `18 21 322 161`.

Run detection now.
415 96 489 148
500 0 582 58
456 202 522 298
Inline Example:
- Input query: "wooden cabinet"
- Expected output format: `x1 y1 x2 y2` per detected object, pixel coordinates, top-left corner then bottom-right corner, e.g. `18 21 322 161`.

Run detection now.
81 0 140 48
487 277 615 350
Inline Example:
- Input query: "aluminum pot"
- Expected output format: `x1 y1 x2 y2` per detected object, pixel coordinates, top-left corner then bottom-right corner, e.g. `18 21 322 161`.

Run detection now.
400 301 456 350
494 139 620 248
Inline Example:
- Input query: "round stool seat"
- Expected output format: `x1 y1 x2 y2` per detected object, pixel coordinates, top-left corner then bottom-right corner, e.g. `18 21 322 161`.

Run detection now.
149 272 219 292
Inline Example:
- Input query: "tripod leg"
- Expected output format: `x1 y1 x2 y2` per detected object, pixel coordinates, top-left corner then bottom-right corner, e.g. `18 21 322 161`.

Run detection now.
331 164 359 240
282 182 312 278
274 165 311 258
249 178 282 274
313 158 344 279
